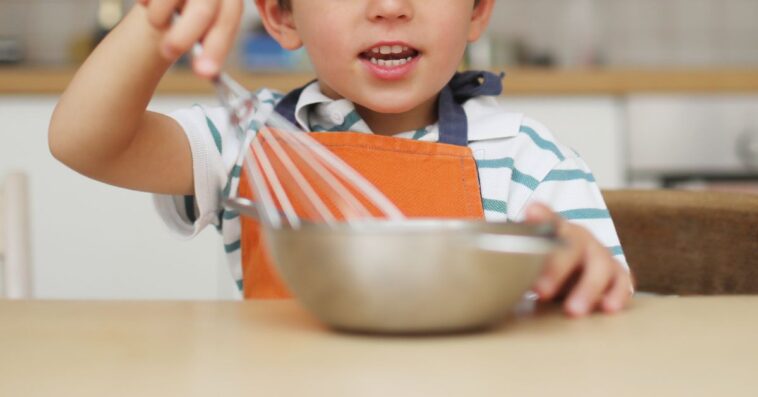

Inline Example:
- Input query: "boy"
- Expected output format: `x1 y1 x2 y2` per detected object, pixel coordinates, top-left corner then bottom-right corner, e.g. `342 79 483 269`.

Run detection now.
49 0 633 316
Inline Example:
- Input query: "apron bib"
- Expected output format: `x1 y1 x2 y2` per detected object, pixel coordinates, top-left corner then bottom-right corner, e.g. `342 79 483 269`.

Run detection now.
238 71 504 299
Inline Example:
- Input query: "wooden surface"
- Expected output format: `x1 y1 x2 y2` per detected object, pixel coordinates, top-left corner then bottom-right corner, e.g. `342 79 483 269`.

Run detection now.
1 296 757 396
3 67 758 95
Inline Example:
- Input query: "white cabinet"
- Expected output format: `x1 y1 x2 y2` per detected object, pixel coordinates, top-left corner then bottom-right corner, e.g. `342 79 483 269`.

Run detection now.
626 94 758 174
0 95 239 300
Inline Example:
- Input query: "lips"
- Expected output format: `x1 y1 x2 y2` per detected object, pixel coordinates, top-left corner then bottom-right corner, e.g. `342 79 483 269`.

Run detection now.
358 41 422 81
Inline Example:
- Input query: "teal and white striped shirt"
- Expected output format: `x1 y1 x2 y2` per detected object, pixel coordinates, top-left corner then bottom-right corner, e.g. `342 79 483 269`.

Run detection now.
154 81 627 291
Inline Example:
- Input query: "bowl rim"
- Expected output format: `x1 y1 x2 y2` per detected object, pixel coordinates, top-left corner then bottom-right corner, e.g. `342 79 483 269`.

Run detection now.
269 218 558 237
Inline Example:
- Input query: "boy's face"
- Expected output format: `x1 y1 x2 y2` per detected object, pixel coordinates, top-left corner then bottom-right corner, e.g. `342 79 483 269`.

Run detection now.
261 0 493 116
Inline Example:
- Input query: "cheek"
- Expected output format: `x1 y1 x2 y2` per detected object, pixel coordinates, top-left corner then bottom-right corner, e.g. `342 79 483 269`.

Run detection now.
440 14 474 47
418 8 473 60
298 22 352 68
301 39 351 88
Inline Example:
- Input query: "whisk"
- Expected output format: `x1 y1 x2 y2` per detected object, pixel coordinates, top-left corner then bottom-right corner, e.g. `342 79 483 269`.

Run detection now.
188 44 405 229
242 114 406 229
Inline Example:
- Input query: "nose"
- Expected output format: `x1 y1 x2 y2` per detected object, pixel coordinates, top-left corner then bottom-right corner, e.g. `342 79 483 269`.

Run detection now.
366 0 414 22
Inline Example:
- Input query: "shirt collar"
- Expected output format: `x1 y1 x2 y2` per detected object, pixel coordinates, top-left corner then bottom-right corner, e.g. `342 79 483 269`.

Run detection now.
293 81 332 130
462 96 523 141
293 82 369 134
292 81 522 142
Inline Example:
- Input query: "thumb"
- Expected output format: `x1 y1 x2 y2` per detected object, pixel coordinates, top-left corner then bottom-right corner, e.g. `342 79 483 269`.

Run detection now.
524 202 559 224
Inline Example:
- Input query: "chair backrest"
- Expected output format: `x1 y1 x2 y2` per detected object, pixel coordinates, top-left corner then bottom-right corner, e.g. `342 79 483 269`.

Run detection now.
0 171 33 299
603 189 758 295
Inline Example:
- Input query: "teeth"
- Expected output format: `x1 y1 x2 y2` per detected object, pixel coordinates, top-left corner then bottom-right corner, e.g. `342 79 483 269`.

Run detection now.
370 57 410 67
370 45 414 54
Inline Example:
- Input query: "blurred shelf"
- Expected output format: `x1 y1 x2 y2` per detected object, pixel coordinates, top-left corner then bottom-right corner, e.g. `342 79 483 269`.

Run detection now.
2 66 758 95
502 68 758 95
0 67 315 95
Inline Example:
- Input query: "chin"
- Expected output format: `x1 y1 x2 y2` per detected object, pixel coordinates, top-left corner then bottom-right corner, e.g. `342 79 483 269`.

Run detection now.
361 103 415 114
356 93 426 114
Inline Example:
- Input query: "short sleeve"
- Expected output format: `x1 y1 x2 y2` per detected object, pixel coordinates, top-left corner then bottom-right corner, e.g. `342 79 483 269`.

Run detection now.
153 105 244 239
516 155 629 269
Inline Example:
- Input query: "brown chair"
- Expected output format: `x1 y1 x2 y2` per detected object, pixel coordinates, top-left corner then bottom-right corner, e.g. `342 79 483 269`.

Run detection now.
603 189 758 295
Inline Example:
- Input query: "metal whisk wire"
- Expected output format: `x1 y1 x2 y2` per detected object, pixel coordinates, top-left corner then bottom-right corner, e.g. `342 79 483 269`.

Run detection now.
180 12 405 229
187 41 404 229
245 113 406 229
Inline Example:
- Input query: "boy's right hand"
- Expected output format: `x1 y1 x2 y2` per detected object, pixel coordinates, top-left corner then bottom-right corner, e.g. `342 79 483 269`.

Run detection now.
137 0 243 78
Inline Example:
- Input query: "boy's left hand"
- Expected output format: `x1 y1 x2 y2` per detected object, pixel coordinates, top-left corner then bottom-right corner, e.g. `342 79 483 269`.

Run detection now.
525 203 634 317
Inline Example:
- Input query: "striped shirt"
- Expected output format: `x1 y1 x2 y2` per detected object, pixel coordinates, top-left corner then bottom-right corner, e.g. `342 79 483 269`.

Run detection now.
154 81 628 291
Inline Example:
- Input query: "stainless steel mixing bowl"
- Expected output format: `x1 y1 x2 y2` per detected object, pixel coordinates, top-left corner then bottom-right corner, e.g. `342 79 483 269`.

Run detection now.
226 197 557 333
262 219 557 334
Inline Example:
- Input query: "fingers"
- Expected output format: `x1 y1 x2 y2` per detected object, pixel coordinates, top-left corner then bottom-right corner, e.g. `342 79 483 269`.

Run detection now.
563 241 614 317
162 0 221 60
146 0 184 30
533 223 584 301
193 0 243 77
601 268 634 314
140 0 239 77
525 202 633 317
525 202 562 224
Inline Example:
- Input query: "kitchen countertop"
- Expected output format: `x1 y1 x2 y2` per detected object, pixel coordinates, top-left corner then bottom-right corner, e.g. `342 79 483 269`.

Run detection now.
1 296 756 396
2 67 758 95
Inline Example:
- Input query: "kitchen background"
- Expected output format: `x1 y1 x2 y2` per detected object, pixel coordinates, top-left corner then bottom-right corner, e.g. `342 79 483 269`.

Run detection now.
2 0 758 67
1 0 757 300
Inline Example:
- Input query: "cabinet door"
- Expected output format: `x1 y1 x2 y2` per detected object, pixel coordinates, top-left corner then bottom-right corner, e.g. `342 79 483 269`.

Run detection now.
626 94 758 173
499 96 626 188
0 95 238 300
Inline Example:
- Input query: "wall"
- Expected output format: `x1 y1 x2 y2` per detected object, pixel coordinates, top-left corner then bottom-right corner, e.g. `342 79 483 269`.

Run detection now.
0 1 99 65
490 0 758 67
0 0 257 66
2 0 757 67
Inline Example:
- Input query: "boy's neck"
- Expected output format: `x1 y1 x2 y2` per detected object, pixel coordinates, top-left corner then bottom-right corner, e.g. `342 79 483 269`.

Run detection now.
354 96 438 136
317 82 439 136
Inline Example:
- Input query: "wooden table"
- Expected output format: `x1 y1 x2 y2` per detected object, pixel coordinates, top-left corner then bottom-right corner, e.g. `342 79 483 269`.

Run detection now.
1 297 756 396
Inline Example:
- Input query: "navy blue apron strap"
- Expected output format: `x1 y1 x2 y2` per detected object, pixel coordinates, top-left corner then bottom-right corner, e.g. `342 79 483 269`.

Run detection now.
437 70 505 146
449 70 505 102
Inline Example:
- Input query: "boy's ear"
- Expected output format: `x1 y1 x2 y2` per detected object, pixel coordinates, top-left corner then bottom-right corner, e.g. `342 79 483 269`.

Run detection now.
467 0 496 42
254 0 302 50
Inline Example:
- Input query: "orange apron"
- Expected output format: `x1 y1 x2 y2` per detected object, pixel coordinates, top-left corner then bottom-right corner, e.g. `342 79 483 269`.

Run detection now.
237 71 504 299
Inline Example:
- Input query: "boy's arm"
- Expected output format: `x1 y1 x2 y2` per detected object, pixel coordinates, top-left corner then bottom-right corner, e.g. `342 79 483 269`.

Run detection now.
49 1 241 195
49 6 193 195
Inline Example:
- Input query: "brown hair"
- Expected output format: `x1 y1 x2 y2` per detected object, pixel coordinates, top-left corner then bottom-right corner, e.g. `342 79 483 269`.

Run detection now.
277 0 481 12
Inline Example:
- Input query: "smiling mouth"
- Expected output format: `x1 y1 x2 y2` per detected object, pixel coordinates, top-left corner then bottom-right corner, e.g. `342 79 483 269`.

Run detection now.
360 44 421 67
